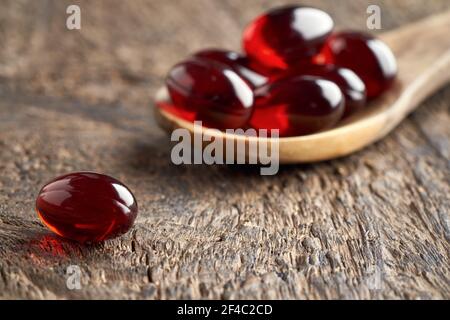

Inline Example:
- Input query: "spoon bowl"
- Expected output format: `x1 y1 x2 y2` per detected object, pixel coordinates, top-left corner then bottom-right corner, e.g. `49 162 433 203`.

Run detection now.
154 10 450 163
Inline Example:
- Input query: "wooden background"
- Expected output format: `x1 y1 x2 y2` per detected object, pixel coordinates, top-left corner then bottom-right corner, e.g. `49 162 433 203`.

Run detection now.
0 0 449 299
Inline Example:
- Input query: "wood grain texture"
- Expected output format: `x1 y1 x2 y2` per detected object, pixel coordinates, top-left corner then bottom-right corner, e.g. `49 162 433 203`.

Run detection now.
0 0 449 300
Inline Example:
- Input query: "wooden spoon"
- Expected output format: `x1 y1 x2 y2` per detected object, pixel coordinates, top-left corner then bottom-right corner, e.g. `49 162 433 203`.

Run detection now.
154 10 450 164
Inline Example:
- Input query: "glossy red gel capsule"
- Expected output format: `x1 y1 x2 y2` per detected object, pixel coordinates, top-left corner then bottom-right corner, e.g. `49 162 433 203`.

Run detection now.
321 31 397 99
166 58 254 129
36 172 138 243
274 64 367 116
250 76 344 137
193 49 267 88
243 6 334 71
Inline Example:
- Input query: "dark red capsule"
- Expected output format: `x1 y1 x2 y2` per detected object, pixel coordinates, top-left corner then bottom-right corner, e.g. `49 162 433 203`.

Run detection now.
250 76 344 136
243 6 334 71
273 64 366 116
166 58 254 129
320 31 397 99
156 97 196 122
192 49 267 88
36 172 138 243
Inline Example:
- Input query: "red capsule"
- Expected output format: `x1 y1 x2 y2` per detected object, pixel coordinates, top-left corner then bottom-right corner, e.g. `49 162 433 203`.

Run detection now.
273 64 366 116
36 172 138 243
166 58 254 129
156 97 196 122
320 31 397 99
192 49 267 88
243 6 334 71
250 76 344 136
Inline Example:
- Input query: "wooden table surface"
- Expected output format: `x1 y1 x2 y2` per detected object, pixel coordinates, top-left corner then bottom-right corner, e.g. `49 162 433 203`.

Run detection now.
0 0 449 299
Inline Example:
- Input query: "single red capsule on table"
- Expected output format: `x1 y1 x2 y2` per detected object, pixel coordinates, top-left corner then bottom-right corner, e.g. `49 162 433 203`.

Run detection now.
320 31 397 99
36 172 138 243
192 49 267 88
243 6 334 71
250 76 345 137
273 64 366 116
166 58 254 129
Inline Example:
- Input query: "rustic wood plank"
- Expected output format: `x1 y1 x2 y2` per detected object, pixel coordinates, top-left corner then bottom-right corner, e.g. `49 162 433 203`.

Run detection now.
0 0 449 299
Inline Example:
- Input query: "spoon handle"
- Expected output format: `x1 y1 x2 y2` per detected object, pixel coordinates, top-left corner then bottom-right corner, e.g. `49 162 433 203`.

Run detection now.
381 10 450 128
